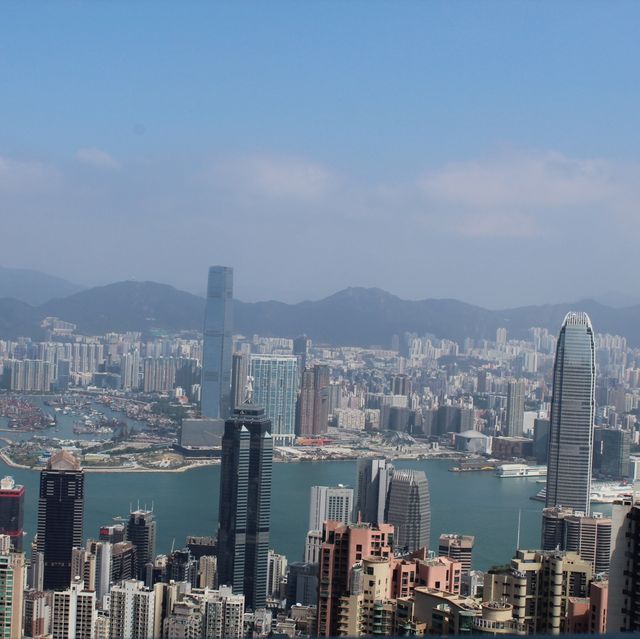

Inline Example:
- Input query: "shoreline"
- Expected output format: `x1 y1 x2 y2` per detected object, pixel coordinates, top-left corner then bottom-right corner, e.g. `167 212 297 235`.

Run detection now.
0 449 469 474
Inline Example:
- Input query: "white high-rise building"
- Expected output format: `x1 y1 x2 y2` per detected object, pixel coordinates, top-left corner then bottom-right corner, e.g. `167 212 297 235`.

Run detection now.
51 578 97 639
121 350 140 390
199 586 245 639
93 542 112 609
163 601 202 639
304 530 323 564
308 485 354 531
108 579 156 639
162 587 244 639
266 550 288 598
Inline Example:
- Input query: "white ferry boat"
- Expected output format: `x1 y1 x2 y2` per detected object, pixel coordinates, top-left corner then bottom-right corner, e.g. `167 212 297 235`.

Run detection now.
591 482 636 503
531 481 637 503
496 463 547 478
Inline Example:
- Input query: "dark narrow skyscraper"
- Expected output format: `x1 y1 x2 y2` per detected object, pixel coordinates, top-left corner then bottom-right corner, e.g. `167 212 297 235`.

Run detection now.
545 312 596 514
126 509 156 581
297 369 316 437
37 451 84 590
533 417 550 464
505 379 525 437
296 365 330 436
217 405 273 610
385 469 430 554
0 476 24 551
391 373 411 397
293 334 311 374
201 266 233 419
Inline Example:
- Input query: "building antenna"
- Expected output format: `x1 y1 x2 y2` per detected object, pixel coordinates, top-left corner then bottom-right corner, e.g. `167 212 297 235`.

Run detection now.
244 375 254 404
516 509 522 550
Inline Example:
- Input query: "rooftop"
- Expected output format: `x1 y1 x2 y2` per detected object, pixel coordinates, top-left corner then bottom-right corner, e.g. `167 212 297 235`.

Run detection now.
47 450 81 471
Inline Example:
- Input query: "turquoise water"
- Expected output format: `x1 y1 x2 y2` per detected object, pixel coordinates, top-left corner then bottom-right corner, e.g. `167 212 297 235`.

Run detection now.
2 458 549 570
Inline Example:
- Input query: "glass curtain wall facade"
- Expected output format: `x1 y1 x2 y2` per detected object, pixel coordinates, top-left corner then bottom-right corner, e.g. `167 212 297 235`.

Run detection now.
201 266 233 419
250 355 298 445
545 312 596 514
385 469 431 554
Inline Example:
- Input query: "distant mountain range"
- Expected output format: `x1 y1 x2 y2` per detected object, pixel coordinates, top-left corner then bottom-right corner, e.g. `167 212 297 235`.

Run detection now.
0 266 84 305
233 287 640 346
1 279 640 346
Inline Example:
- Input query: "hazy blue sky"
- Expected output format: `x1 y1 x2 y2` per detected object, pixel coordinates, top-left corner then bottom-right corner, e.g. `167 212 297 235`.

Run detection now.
1 1 639 306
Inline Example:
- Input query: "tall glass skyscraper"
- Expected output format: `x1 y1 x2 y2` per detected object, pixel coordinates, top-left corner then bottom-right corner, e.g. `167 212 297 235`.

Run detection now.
545 312 596 515
250 355 298 445
201 266 233 419
217 405 273 610
126 509 156 581
385 469 431 554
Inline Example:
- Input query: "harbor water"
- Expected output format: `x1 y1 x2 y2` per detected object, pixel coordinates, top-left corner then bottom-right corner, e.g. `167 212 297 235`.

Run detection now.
0 458 558 571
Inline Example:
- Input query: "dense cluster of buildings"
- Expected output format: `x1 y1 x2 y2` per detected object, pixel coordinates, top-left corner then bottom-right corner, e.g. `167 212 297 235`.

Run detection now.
0 336 202 398
3 265 640 637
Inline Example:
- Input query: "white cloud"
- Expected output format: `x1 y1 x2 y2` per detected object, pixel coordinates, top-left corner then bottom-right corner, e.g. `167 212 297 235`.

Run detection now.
207 154 336 201
75 148 120 169
197 149 640 238
0 155 58 191
2 146 640 305
419 151 612 208
415 150 640 237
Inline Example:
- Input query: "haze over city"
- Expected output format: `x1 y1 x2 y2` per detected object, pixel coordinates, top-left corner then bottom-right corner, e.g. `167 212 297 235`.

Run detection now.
4 3 640 639
2 2 640 306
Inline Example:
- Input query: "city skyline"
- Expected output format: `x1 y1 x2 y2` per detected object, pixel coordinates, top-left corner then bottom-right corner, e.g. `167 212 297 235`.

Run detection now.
0 301 633 637
1 1 638 633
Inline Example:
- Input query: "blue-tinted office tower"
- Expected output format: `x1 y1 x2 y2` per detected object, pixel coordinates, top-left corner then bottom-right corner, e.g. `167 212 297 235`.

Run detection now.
250 355 299 445
201 266 233 419
545 312 596 515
